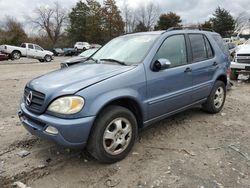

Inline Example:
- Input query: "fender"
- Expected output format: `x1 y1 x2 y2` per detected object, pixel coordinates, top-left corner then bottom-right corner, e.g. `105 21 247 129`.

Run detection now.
87 88 147 120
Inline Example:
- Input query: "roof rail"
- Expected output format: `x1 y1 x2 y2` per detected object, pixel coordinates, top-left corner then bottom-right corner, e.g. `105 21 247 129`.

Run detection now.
166 27 214 32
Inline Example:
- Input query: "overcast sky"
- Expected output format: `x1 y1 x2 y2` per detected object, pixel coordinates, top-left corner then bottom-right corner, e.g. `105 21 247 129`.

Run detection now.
0 0 250 32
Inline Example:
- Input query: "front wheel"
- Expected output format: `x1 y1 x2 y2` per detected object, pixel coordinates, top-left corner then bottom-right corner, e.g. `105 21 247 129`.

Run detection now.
202 81 226 114
44 55 52 62
87 106 138 163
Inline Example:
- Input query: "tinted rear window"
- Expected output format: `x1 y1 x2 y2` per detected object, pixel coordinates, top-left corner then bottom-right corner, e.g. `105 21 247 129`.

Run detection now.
189 34 207 62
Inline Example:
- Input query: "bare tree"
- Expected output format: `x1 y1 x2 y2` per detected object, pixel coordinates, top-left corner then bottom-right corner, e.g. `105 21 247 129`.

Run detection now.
234 12 250 35
29 2 68 46
0 16 27 45
145 3 160 30
121 0 137 33
136 2 159 31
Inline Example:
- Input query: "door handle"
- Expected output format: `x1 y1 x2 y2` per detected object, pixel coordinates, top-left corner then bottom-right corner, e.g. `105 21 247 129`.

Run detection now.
184 67 192 73
213 62 218 66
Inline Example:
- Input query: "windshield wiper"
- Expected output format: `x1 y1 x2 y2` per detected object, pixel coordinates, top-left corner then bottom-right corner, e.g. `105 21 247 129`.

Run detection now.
87 57 99 63
100 58 127 66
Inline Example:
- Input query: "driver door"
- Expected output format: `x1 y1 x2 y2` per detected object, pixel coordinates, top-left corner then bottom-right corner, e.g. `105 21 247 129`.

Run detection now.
146 34 193 120
27 44 36 58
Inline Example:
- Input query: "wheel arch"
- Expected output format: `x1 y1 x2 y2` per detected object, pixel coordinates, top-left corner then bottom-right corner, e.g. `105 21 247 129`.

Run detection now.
94 97 144 129
11 50 22 56
216 74 227 86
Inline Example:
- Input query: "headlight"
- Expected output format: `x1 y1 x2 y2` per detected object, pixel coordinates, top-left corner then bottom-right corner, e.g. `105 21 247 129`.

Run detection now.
48 96 84 114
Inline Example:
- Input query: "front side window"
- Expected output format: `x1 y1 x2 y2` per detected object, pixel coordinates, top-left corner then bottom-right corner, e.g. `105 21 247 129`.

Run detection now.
35 45 43 51
154 35 187 68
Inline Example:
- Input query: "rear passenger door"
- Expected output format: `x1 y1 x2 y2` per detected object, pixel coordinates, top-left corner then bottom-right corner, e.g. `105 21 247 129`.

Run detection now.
188 34 217 102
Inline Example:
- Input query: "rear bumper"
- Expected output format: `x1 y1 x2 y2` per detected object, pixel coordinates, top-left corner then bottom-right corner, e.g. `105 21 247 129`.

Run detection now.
19 103 95 148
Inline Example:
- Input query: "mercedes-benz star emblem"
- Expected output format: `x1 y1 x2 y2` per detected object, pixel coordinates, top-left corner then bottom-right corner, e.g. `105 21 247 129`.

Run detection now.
26 91 33 106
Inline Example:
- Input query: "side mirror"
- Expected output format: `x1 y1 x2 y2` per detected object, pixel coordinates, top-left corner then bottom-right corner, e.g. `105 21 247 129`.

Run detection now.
153 58 171 72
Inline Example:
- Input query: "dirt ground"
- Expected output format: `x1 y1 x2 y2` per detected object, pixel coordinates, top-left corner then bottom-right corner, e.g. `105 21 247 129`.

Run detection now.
0 57 250 188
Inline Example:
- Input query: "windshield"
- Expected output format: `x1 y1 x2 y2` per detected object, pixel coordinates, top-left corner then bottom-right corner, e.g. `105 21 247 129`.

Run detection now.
79 49 98 57
92 34 159 65
245 39 250 45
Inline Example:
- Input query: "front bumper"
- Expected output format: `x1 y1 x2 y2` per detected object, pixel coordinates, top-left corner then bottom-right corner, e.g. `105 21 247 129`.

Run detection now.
230 62 250 75
19 103 95 148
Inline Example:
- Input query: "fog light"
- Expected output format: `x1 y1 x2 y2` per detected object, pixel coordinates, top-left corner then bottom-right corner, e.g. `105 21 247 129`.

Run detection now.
45 126 58 135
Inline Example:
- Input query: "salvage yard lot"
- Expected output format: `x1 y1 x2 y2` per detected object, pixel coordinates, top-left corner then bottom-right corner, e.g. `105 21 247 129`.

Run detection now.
0 58 250 188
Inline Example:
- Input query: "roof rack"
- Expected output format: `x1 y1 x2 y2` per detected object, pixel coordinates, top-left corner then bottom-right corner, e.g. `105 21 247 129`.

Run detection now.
166 27 214 32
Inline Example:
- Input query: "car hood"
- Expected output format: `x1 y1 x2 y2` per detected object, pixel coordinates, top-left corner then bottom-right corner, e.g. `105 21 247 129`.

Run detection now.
64 56 86 63
236 44 250 54
44 50 54 55
27 63 135 97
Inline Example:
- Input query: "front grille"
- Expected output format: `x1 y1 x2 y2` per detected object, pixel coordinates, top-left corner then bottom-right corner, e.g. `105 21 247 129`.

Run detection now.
24 87 45 113
237 54 250 57
237 58 250 64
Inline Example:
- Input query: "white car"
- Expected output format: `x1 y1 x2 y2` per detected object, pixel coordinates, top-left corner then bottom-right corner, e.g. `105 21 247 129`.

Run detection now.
0 43 54 62
74 42 91 51
231 39 250 80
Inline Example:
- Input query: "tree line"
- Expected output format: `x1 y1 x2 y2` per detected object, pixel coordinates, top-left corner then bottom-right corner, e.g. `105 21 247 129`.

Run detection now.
0 0 243 48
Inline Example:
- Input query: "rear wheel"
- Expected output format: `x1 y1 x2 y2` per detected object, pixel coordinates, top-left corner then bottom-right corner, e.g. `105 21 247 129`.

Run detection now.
87 106 138 163
44 55 52 62
202 81 226 114
11 51 21 59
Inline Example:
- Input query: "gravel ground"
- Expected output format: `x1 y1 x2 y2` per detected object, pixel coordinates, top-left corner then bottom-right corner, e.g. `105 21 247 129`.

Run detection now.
0 57 250 188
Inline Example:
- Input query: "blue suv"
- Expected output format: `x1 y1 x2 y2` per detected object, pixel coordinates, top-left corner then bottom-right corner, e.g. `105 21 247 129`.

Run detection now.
19 28 230 163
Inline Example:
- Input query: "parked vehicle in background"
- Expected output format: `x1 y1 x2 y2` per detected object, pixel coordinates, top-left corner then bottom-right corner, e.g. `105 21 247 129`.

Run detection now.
90 44 102 49
63 48 77 56
0 43 54 62
223 38 233 43
49 48 65 56
61 48 99 68
0 53 9 61
74 42 91 51
226 42 236 60
19 28 229 163
231 39 250 80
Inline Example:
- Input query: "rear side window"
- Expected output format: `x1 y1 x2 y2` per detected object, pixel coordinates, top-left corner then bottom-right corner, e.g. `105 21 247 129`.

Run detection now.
189 34 207 62
154 35 187 68
28 44 34 49
204 36 214 58
20 44 26 48
189 34 214 62
212 34 229 56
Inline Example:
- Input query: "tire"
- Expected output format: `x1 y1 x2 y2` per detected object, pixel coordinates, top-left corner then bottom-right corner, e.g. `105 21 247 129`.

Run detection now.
87 105 138 163
39 59 45 62
230 69 238 80
11 51 21 59
44 55 52 62
202 81 226 114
